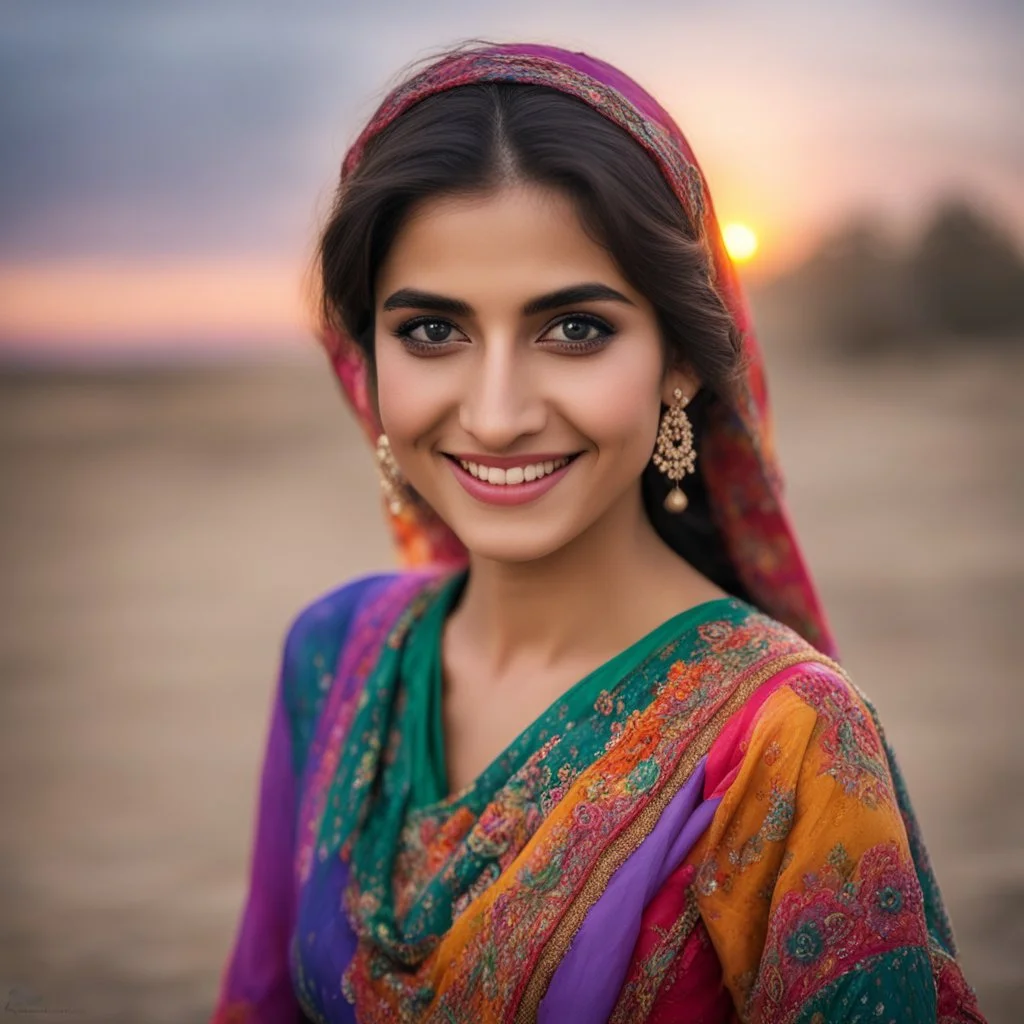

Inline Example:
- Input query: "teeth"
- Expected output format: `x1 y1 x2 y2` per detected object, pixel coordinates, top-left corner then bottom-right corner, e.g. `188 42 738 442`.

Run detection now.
457 456 571 485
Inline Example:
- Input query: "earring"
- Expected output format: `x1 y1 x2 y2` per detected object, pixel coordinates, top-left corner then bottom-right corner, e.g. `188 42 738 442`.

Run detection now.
375 434 405 515
653 388 696 513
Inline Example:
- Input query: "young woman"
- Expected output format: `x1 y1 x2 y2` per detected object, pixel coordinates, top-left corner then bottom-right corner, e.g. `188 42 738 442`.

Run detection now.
212 44 985 1023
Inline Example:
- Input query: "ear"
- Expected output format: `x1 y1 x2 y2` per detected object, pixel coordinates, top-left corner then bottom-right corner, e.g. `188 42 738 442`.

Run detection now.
660 367 700 407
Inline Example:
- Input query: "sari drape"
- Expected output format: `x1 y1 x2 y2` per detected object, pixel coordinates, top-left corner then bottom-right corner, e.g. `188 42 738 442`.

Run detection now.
211 42 985 1023
213 571 983 1022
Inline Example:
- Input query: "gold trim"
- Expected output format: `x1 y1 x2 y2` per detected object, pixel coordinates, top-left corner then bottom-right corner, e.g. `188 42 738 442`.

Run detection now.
515 651 844 1021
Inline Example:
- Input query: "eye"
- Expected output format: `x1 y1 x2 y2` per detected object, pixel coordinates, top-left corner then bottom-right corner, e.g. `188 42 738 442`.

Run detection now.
542 314 616 351
393 317 468 352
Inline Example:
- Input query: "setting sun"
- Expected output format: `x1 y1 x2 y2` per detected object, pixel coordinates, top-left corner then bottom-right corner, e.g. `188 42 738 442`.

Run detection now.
722 223 759 263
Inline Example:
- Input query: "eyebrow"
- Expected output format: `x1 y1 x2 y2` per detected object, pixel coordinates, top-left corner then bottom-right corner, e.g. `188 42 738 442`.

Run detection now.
380 283 635 317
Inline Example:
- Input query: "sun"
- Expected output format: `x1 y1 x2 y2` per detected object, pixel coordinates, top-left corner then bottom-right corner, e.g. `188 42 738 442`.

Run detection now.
722 222 759 263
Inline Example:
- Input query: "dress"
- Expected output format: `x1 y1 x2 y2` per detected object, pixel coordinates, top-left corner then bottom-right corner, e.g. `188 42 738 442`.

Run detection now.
210 44 986 1023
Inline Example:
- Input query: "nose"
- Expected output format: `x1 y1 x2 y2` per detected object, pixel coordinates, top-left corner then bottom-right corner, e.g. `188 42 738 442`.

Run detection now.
458 342 546 451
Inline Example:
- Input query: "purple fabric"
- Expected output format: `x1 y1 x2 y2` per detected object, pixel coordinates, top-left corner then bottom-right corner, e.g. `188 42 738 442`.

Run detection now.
294 852 359 1023
214 576 385 1022
216 676 306 1022
538 756 720 1023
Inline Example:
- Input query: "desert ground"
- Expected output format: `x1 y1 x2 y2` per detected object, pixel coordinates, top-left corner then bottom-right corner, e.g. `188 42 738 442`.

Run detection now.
0 341 1020 1022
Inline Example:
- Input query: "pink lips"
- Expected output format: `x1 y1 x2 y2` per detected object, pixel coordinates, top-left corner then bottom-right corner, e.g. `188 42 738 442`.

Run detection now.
445 454 578 507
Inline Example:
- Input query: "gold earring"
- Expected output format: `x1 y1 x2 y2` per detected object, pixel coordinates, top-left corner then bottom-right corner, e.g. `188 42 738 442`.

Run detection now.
653 388 696 513
375 434 405 515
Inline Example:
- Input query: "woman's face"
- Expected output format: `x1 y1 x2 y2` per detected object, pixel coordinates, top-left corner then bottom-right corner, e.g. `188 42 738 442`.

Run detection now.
374 184 689 564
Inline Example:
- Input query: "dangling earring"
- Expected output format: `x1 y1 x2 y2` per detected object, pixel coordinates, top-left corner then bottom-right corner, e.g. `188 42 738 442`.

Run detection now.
653 388 697 513
375 434 405 515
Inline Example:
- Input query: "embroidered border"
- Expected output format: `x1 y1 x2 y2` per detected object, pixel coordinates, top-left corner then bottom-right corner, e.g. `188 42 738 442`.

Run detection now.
514 650 845 1019
295 573 438 886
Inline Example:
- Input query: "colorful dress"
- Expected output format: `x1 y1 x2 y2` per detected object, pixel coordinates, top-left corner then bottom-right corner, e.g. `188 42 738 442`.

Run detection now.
211 44 986 1023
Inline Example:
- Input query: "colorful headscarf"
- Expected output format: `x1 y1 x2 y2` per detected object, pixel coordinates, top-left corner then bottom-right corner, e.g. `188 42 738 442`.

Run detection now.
320 43 837 657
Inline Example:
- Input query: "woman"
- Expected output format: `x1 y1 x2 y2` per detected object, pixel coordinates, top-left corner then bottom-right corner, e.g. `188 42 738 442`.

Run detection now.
212 44 985 1023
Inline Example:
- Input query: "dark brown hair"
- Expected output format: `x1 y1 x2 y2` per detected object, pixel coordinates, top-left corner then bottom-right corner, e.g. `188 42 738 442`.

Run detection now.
318 83 743 401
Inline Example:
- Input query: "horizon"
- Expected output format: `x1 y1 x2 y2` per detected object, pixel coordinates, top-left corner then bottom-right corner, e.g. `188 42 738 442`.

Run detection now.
3 0 1021 360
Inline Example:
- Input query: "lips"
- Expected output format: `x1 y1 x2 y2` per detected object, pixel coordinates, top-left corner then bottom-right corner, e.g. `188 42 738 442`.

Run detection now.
443 452 581 506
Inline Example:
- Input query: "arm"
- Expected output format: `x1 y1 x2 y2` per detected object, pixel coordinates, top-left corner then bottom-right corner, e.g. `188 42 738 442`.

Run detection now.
690 664 985 1023
210 666 305 1023
210 575 393 1023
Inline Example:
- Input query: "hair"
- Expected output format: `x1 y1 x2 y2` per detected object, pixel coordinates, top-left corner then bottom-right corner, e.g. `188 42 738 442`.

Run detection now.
317 81 750 600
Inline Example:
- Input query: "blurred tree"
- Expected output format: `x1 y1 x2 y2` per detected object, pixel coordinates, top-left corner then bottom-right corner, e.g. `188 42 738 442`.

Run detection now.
762 217 918 354
757 199 1024 355
911 201 1024 337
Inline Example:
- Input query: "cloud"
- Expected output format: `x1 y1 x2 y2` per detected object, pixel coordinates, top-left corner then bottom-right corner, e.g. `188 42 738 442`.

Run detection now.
1 0 1021 265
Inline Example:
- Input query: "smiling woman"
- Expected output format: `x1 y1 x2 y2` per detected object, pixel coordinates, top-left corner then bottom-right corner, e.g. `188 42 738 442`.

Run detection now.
211 44 986 1024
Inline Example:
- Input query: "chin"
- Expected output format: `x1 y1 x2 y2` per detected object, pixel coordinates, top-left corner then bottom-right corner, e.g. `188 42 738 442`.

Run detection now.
434 509 586 565
455 523 577 565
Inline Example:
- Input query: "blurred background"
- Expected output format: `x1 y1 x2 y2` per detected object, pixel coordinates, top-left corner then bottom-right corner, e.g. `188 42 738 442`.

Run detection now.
1 1 1021 1020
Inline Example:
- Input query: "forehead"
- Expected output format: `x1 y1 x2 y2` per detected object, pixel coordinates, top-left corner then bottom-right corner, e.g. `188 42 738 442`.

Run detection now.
376 184 638 304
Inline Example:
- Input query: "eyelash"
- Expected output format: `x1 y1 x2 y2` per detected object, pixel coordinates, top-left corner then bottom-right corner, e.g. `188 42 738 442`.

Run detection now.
392 313 617 355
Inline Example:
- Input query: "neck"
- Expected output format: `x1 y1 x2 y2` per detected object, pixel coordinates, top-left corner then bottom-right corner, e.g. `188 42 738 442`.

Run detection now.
449 487 723 676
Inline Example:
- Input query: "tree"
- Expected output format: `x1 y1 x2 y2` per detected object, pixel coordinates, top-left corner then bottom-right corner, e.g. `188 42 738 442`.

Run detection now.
911 201 1024 336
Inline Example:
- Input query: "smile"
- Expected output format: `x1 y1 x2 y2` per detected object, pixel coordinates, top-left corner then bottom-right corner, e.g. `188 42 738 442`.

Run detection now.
458 456 572 485
443 452 581 506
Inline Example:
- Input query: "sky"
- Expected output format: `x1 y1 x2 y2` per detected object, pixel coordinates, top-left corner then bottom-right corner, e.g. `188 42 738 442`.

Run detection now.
1 0 1021 358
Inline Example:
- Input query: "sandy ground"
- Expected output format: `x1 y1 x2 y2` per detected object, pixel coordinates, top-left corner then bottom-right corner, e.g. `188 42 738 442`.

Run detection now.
0 343 1020 1022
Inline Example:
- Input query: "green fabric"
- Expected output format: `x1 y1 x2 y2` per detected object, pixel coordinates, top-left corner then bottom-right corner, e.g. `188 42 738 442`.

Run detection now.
331 568 748 966
401 569 739 811
792 946 936 1023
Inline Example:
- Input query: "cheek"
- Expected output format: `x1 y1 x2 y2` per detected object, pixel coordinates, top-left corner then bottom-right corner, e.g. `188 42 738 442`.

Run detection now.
556 345 663 451
374 343 448 444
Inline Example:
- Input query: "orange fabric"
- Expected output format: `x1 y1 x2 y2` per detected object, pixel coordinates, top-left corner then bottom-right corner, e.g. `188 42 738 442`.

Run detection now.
688 666 985 1021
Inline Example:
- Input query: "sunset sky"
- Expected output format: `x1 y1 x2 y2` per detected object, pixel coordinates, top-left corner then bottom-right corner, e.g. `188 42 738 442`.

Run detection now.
2 0 1021 359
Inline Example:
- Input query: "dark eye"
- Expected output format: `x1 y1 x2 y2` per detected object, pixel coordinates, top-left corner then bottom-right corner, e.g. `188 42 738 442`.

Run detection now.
560 318 596 342
543 314 616 350
393 317 468 352
407 319 454 343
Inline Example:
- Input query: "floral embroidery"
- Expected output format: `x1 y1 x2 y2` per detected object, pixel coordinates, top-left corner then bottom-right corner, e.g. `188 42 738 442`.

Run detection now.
295 573 433 886
748 842 926 1017
786 920 824 964
729 781 795 872
626 758 661 793
789 668 892 808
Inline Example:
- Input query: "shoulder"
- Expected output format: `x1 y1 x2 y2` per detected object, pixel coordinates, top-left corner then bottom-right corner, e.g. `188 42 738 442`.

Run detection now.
281 572 400 675
706 631 893 816
701 606 889 799
690 599 840 702
277 571 434 773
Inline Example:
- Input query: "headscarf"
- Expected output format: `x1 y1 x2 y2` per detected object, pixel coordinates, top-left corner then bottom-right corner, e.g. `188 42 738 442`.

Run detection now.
320 43 837 658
